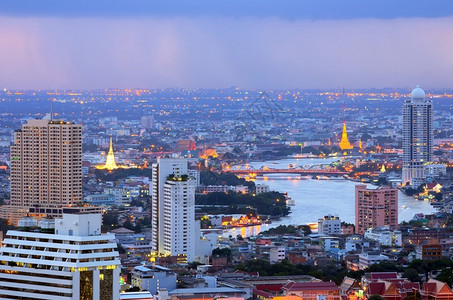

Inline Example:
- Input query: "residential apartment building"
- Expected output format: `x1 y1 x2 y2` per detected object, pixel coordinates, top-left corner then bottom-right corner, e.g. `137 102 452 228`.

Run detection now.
355 185 398 235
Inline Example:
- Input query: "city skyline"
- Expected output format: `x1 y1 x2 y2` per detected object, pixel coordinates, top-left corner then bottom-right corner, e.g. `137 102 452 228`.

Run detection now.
1 1 453 89
0 1 453 298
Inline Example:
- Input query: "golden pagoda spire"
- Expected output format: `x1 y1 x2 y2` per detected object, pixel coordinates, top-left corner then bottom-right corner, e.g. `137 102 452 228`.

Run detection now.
103 137 118 170
380 164 386 173
339 123 353 150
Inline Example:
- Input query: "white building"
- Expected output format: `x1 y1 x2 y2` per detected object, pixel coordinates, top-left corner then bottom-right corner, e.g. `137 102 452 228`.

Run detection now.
425 163 447 178
163 179 196 262
188 169 200 187
318 215 341 235
198 185 248 194
255 184 270 194
364 226 402 247
131 264 176 294
269 246 286 263
402 86 434 186
0 213 121 299
152 158 198 262
322 237 340 252
358 252 389 270
84 193 116 206
345 236 362 252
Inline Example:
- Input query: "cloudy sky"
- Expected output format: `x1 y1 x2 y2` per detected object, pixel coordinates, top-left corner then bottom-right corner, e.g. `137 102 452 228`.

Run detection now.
1 0 453 89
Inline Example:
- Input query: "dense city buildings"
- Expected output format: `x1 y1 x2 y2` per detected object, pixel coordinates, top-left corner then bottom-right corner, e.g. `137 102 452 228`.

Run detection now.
402 85 434 187
0 87 451 298
355 185 398 234
2 1 453 297
0 213 120 299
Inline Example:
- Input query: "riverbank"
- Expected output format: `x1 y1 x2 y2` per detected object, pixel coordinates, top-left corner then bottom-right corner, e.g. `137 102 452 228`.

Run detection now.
222 157 437 238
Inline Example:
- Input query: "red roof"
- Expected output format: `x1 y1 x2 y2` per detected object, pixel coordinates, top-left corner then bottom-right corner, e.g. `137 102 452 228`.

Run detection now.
370 272 398 281
282 281 339 292
254 289 273 298
368 282 386 295
426 183 440 189
422 279 453 296
255 284 283 292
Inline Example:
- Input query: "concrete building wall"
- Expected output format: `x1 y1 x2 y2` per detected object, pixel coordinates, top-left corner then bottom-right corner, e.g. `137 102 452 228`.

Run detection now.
355 185 398 235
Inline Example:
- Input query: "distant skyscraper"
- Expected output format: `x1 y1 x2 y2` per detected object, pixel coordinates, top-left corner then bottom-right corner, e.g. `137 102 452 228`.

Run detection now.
151 158 196 262
355 185 398 235
1 118 101 225
402 85 433 187
141 115 154 129
339 123 353 150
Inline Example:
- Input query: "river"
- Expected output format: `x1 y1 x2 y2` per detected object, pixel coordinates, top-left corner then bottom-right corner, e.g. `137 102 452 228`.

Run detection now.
223 157 437 238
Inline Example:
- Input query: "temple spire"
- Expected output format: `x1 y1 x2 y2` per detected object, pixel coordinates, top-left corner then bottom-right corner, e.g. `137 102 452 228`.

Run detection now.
103 137 118 170
339 123 353 150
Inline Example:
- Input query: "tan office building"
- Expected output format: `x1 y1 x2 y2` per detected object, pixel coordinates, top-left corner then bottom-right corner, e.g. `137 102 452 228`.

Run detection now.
2 118 100 225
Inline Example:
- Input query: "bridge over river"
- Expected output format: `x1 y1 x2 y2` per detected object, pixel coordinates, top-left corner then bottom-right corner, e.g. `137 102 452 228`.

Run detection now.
224 164 348 176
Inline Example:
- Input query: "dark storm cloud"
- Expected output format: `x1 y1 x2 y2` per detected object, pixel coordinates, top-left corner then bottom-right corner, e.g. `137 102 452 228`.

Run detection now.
2 16 453 90
0 0 453 19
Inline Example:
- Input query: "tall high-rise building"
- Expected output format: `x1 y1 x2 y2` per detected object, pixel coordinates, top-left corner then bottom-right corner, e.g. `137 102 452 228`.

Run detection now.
163 178 196 262
402 85 433 186
1 118 101 225
140 115 154 129
355 185 398 235
0 213 120 299
151 158 196 261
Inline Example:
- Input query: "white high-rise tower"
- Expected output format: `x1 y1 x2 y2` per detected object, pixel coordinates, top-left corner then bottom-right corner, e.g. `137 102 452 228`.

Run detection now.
151 158 196 262
402 85 433 187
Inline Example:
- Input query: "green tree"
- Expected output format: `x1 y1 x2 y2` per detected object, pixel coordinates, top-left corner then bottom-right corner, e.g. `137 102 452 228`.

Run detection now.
116 243 126 254
212 247 232 262
102 212 119 231
300 225 312 236
261 225 298 235
436 269 453 286
0 218 15 233
402 268 421 283
368 261 402 272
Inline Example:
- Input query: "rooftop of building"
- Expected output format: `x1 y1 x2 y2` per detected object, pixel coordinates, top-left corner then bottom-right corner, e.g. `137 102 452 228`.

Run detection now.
119 291 153 300
282 281 339 291
169 287 246 295
411 85 425 99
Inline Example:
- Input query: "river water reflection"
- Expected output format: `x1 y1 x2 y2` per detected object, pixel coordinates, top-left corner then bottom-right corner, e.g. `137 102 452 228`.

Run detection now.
223 157 436 238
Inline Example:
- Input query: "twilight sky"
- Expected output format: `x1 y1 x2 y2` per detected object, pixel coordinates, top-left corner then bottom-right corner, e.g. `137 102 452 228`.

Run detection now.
1 1 453 89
